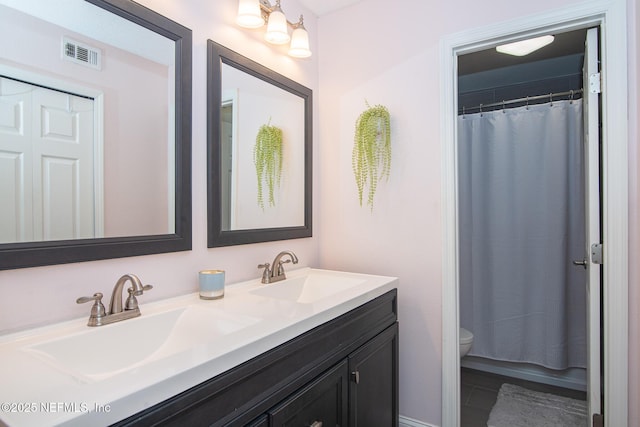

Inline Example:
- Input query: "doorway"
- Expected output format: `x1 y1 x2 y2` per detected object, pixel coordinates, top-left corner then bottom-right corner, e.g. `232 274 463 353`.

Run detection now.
456 27 596 426
440 2 629 426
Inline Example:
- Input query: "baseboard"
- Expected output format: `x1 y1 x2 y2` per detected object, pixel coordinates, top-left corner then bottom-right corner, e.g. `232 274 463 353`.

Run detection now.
399 415 438 427
461 356 587 391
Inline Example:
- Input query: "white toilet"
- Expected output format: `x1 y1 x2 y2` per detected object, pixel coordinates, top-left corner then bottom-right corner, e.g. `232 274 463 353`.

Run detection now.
460 328 474 358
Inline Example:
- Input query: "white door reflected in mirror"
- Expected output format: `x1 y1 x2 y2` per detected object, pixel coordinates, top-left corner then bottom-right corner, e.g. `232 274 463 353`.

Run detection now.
0 77 98 243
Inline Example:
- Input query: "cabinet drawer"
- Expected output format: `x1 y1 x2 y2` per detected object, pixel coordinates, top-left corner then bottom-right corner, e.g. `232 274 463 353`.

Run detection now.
269 360 349 427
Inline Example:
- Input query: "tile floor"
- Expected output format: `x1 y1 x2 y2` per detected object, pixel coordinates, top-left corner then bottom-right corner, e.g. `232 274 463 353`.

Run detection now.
460 367 587 427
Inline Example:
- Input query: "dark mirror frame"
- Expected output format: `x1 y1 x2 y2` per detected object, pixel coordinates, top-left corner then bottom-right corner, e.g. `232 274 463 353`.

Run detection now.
206 40 312 247
0 0 192 270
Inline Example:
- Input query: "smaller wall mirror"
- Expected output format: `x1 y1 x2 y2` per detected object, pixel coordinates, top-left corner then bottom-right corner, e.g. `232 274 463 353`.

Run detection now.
207 40 312 247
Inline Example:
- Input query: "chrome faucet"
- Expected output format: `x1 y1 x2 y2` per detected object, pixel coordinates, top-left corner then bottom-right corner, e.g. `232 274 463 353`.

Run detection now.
77 274 153 326
258 251 299 284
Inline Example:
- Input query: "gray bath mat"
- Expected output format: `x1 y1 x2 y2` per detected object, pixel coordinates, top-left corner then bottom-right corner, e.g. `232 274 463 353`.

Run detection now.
488 383 588 427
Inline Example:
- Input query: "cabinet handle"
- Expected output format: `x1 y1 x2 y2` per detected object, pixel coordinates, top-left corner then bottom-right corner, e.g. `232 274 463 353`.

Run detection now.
351 370 360 384
309 422 323 427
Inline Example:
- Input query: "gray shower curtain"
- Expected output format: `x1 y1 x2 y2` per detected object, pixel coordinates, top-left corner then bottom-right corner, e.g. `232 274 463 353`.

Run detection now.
458 100 587 370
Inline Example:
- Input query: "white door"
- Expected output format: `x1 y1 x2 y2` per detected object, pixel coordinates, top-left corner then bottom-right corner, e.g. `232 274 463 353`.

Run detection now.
0 78 34 242
0 77 95 242
31 84 95 241
581 27 602 426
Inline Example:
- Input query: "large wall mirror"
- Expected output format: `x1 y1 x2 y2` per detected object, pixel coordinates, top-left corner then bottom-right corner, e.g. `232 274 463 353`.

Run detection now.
207 40 311 247
0 0 192 269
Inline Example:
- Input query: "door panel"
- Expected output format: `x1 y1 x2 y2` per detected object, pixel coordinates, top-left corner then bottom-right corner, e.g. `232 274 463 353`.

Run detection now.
0 78 33 242
32 87 95 240
348 324 399 427
269 360 348 427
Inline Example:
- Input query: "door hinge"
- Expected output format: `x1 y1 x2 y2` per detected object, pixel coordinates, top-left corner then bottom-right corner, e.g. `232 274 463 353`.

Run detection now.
591 243 603 265
351 370 360 384
593 413 604 427
589 73 602 94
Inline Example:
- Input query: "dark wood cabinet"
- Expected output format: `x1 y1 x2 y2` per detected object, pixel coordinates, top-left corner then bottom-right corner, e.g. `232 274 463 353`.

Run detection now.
269 360 349 426
349 323 399 427
113 289 397 427
245 415 269 427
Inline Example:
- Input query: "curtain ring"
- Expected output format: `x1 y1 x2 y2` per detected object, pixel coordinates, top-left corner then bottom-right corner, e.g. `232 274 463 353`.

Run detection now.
462 105 466 118
570 90 574 104
549 92 553 107
502 100 506 113
526 96 530 110
479 103 483 116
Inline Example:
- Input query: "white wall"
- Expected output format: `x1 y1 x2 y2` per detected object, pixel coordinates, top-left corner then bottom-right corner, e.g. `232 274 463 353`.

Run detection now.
316 0 639 425
0 0 320 332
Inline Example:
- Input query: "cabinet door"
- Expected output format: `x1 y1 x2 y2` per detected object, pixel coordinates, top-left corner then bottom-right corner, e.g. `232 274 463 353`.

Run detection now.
245 414 269 427
269 360 349 427
348 323 399 427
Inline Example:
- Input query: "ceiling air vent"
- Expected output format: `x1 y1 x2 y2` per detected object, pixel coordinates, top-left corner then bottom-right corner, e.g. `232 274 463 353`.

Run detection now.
62 37 102 70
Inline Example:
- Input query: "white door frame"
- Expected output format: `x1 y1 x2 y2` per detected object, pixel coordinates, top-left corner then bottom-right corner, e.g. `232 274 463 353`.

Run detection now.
440 1 628 426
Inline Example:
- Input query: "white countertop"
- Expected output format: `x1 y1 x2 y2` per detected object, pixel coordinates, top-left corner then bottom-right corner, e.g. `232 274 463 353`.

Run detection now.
0 268 397 426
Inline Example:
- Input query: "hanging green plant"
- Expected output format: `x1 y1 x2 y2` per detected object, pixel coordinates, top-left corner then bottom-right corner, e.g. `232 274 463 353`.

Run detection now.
352 101 391 210
254 120 283 210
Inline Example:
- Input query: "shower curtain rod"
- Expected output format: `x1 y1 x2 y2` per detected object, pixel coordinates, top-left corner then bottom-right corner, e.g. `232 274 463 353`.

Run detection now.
459 88 584 115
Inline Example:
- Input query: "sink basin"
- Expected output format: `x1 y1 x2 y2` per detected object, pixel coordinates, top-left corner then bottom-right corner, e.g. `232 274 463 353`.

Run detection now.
24 306 259 382
250 271 366 303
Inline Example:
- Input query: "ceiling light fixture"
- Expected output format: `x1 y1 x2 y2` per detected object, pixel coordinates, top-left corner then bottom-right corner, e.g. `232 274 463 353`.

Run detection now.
236 0 311 58
496 35 555 56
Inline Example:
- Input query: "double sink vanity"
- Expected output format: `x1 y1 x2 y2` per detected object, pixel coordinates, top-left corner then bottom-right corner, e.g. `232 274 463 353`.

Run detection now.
0 267 398 426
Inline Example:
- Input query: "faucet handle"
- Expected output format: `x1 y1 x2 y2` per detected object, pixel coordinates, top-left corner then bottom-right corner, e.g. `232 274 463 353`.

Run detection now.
276 259 292 275
76 293 106 325
258 263 271 283
76 292 103 305
125 285 153 310
129 284 154 296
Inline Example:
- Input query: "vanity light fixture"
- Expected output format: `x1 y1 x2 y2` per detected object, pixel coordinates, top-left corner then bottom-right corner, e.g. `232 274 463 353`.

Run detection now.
236 0 311 58
496 35 555 56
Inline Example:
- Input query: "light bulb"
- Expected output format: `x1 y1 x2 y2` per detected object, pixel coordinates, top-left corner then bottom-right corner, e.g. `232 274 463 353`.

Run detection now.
264 3 290 44
236 0 263 29
288 18 311 58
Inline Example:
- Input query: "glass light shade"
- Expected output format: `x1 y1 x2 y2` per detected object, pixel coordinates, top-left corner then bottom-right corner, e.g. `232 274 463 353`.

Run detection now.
264 9 290 44
288 26 311 58
496 35 555 56
236 0 263 28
